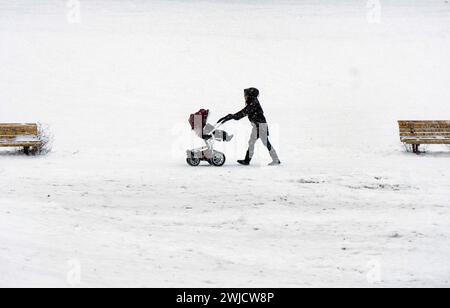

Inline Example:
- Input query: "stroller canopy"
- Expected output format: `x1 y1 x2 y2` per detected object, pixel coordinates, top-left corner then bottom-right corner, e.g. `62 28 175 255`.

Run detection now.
189 109 209 130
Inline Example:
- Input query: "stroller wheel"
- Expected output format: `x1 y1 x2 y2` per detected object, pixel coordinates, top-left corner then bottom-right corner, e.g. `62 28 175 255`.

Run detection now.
210 152 226 167
186 157 201 167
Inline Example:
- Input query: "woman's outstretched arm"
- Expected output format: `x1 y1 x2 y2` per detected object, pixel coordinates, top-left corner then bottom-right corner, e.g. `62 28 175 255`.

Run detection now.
218 103 252 124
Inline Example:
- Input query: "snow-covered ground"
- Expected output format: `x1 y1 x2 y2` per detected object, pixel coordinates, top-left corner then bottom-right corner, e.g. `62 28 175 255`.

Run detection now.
1 0 450 287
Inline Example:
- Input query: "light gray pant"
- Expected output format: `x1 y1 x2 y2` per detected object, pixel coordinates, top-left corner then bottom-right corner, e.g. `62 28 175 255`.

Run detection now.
247 123 279 162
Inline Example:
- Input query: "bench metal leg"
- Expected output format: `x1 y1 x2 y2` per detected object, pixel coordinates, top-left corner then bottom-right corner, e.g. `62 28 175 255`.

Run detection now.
412 144 420 154
30 146 39 155
24 147 30 155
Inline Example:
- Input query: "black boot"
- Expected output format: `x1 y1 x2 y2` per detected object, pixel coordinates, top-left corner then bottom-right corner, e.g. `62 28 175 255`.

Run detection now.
237 151 251 166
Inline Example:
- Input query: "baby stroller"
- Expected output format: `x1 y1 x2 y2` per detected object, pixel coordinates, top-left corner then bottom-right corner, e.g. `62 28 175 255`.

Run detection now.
187 109 233 167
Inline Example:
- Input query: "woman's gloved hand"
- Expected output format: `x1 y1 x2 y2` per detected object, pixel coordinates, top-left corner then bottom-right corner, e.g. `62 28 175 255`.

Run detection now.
218 114 234 124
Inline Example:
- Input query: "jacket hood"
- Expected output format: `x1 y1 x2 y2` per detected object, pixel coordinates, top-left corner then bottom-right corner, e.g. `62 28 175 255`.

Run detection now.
244 88 260 98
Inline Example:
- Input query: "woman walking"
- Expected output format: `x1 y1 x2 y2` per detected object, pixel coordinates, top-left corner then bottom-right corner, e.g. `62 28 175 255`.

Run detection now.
218 88 281 166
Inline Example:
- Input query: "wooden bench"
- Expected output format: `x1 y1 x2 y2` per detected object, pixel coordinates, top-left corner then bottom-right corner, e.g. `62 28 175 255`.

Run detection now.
398 121 450 154
0 124 42 155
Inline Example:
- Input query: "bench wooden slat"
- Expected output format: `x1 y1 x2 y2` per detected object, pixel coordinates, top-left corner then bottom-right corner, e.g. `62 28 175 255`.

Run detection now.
399 122 450 124
399 127 450 131
399 126 450 130
400 132 450 136
399 123 450 127
400 130 450 133
401 139 450 145
399 121 450 128
0 136 17 139
399 120 450 124
0 142 42 147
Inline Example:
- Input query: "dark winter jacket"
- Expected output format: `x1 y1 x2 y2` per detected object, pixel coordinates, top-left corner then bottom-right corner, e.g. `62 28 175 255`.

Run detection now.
233 97 267 124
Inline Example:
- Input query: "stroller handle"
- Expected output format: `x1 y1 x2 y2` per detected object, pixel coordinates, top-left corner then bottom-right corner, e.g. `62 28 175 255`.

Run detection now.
210 122 223 134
